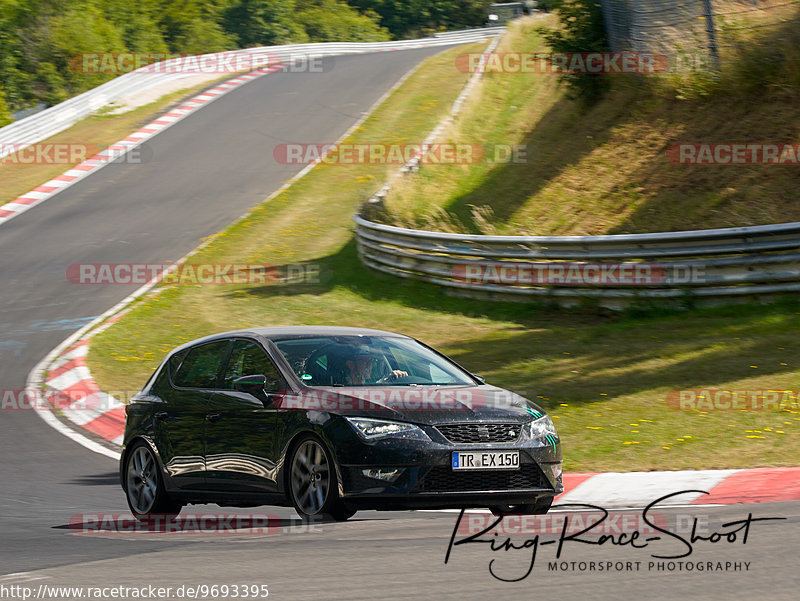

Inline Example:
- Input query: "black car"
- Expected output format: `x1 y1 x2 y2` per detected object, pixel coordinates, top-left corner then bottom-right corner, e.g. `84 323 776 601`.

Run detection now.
121 326 562 521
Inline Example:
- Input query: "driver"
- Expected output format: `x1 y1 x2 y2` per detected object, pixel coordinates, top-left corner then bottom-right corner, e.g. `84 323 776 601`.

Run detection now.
344 347 408 385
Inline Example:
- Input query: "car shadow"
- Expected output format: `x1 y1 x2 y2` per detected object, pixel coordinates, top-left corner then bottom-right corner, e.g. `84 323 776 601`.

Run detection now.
64 472 120 486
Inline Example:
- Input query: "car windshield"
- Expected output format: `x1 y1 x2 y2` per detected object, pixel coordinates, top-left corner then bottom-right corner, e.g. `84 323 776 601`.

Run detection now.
272 335 475 387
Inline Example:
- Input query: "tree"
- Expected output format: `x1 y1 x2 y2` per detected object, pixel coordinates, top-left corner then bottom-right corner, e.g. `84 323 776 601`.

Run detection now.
347 0 490 39
101 0 169 53
296 0 390 42
540 0 609 102
225 0 305 47
0 0 38 110
156 0 236 52
42 2 128 99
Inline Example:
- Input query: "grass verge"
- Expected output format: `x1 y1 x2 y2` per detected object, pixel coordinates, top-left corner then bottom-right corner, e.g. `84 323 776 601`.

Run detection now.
87 40 800 473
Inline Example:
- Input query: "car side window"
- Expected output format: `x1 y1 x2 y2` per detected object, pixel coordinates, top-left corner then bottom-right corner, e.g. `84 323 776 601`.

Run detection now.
167 349 188 380
221 340 282 392
172 340 230 388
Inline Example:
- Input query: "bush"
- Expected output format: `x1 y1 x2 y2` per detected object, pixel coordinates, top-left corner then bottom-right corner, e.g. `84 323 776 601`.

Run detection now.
539 0 609 103
0 86 11 126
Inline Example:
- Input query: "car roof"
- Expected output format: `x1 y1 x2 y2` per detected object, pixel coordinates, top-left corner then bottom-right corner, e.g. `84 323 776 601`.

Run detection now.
168 325 411 354
253 325 409 339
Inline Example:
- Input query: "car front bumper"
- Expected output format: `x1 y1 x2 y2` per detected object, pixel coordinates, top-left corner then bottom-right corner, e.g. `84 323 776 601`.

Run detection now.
334 430 562 510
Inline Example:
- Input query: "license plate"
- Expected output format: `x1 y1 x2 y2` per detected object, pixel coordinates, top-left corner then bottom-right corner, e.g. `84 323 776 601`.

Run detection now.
452 451 519 470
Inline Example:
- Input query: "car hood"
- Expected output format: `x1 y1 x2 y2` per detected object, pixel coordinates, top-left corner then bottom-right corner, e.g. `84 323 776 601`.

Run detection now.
278 385 544 425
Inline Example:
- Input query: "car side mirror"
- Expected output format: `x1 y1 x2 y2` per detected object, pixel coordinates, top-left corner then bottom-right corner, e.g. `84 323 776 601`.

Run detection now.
233 374 268 395
472 374 486 383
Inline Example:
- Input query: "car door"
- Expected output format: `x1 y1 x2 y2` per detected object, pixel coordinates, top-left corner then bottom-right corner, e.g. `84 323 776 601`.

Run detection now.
205 338 284 493
153 339 231 490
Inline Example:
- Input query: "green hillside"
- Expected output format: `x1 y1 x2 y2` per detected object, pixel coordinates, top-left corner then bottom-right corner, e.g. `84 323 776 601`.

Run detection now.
381 7 800 235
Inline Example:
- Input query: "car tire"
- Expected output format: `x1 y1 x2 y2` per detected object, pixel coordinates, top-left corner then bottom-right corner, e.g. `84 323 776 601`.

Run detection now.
288 435 356 522
124 441 182 519
489 497 553 516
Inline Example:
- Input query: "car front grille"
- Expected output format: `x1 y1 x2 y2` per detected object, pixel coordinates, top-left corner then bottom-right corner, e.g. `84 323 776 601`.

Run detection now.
436 423 521 444
416 464 550 492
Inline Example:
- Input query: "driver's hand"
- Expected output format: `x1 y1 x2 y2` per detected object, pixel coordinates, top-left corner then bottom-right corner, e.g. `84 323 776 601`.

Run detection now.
381 370 409 382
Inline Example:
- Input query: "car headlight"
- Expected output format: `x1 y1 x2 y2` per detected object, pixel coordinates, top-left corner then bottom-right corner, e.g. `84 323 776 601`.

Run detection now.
344 417 429 441
526 414 558 443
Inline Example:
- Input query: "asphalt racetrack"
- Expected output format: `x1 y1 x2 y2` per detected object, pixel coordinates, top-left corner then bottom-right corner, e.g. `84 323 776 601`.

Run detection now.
0 46 797 600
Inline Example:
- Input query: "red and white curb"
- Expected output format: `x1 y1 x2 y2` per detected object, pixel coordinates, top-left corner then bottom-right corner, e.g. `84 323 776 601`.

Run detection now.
0 65 282 227
556 468 800 507
44 342 125 446
41 316 128 447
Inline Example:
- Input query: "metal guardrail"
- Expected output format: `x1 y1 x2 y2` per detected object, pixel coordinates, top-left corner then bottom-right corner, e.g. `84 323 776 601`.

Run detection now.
353 215 800 307
0 28 503 160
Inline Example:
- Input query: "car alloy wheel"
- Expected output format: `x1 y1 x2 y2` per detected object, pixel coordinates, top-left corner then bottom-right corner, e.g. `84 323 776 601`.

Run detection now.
289 436 355 521
125 441 182 519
